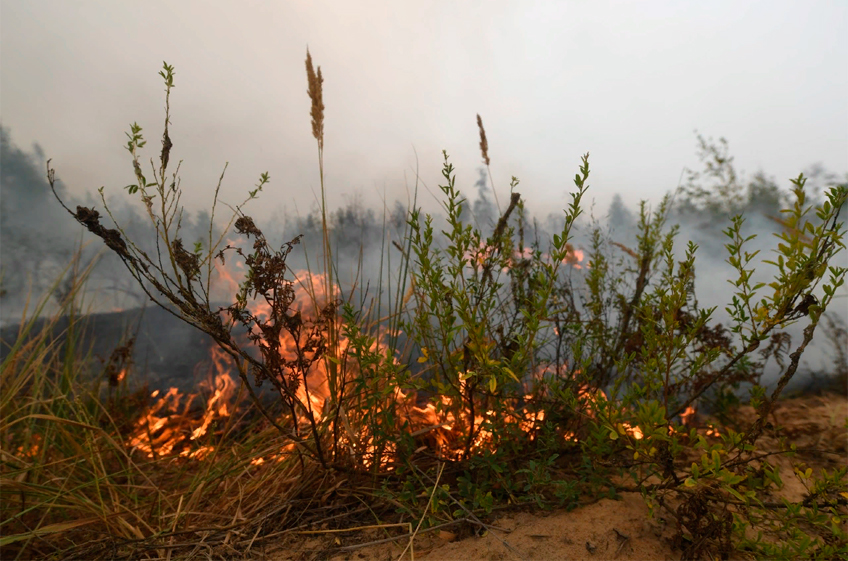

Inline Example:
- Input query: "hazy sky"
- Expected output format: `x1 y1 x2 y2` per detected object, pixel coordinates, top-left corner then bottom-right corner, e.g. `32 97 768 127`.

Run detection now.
2 0 846 222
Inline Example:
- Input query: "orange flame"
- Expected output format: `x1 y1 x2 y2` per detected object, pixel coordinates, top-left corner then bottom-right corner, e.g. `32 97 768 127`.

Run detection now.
128 345 237 459
122 241 630 469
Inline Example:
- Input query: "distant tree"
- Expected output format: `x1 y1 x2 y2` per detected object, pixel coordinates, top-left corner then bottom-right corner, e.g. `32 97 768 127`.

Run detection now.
744 171 783 217
677 132 746 218
672 133 847 262
469 167 497 228
606 193 635 232
389 200 407 233
802 163 848 210
0 127 171 317
0 127 77 306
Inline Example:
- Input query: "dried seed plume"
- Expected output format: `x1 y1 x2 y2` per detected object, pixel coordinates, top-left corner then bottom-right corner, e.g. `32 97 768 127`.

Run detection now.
306 48 324 151
476 113 490 166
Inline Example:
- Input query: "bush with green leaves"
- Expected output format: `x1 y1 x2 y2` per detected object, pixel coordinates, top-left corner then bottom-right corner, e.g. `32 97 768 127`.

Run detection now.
46 57 847 560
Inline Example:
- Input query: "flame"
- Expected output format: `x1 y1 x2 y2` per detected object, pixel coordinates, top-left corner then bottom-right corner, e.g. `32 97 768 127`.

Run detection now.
211 243 246 300
16 434 42 458
514 246 535 260
464 241 586 271
536 244 586 270
569 248 585 269
244 271 344 422
463 241 497 268
123 265 370 464
120 241 648 469
574 385 644 440
128 345 237 459
558 244 585 269
190 348 236 441
623 422 644 440
677 405 721 438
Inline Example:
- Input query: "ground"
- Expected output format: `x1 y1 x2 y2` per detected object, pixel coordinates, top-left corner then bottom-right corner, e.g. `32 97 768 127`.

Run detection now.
266 391 847 561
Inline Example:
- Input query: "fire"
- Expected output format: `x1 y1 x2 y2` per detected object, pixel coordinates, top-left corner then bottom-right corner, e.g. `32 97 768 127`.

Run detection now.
680 406 697 426
514 246 535 260
678 404 721 438
563 245 585 269
244 271 347 422
467 242 496 267
128 387 183 457
124 267 396 465
119 240 636 469
128 346 237 459
211 244 246 301
190 347 236 441
575 385 644 440
16 434 42 458
624 423 644 440
464 241 586 272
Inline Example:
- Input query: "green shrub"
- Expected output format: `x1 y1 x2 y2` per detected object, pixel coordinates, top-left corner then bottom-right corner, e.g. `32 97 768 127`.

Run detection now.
41 56 847 560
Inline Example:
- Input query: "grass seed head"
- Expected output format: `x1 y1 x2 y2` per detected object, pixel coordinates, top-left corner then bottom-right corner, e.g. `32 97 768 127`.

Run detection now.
477 113 490 166
306 48 324 150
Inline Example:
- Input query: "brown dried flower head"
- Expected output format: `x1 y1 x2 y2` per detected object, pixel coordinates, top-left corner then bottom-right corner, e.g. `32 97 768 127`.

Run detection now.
305 48 324 150
476 114 490 166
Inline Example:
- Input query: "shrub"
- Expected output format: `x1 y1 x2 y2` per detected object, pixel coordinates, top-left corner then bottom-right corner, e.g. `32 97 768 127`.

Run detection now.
39 55 847 560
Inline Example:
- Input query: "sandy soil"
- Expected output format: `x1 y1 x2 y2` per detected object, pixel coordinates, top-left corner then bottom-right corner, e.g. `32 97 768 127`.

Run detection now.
267 392 847 561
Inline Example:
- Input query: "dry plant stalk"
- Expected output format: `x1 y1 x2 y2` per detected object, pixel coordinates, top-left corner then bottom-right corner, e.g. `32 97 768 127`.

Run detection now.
476 113 500 213
46 61 340 470
306 48 324 151
476 113 490 166
303 48 342 427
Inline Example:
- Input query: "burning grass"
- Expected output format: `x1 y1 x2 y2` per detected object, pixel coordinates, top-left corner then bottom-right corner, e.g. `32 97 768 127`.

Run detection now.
2 301 844 560
2 54 846 560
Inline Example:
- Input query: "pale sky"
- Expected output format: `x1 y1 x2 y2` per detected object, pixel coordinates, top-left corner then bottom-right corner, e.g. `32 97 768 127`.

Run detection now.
2 0 846 221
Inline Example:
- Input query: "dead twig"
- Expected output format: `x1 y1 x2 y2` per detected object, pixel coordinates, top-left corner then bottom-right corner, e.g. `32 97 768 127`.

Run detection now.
412 464 526 561
396 462 445 561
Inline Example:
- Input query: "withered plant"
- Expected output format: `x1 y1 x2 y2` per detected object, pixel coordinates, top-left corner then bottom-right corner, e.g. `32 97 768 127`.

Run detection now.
48 61 343 469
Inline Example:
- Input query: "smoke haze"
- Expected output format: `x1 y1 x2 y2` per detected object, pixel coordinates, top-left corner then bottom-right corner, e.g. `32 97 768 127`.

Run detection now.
1 1 846 394
1 0 846 221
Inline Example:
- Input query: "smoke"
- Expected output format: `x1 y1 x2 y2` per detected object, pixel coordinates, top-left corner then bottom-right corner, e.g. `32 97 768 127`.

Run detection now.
595 141 848 391
0 125 82 319
1 126 845 394
0 126 219 326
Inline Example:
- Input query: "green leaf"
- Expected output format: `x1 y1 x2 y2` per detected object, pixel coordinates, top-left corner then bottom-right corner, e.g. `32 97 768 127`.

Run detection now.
727 488 746 502
502 367 520 383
